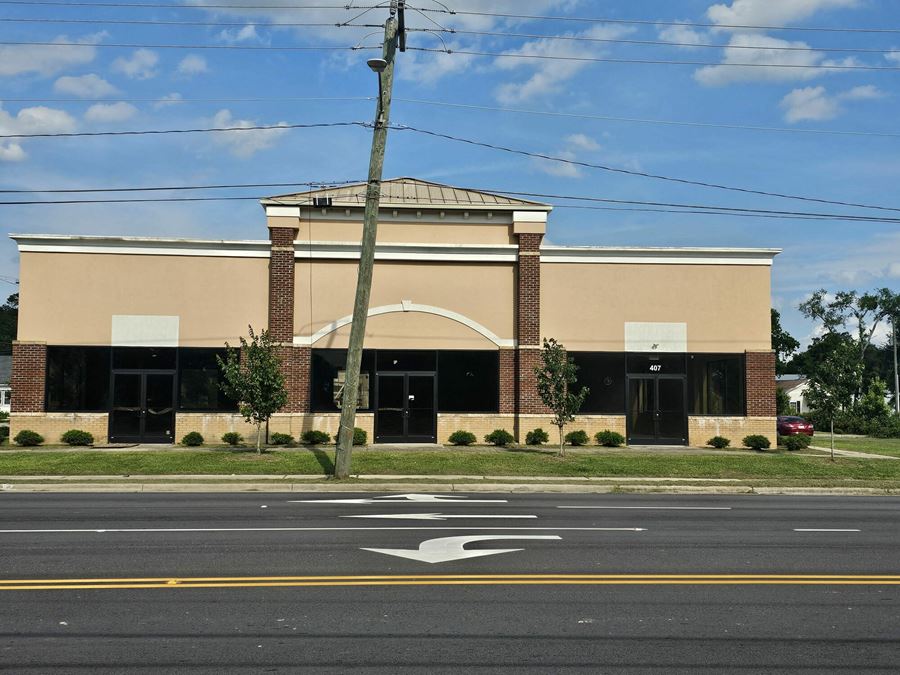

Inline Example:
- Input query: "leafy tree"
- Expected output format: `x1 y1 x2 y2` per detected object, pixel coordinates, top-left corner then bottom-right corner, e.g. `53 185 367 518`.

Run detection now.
771 309 800 376
854 377 891 426
0 293 18 355
534 338 589 457
776 387 793 416
805 338 862 461
216 326 288 455
800 288 899 394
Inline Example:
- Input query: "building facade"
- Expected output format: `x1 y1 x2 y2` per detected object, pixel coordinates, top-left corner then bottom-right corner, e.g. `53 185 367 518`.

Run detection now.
9 178 778 446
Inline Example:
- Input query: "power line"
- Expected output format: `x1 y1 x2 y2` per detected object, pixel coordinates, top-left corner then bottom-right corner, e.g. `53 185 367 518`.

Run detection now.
0 1 363 8
0 120 369 139
0 40 377 51
409 47 900 72
0 96 373 104
0 179 363 194
412 28 900 56
0 16 383 28
392 124 900 213
411 7 900 35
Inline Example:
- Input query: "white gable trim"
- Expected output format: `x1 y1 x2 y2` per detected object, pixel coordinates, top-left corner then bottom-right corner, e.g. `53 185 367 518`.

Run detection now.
294 303 515 348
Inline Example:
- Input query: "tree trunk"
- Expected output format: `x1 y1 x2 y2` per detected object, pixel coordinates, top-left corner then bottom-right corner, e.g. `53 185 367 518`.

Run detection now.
256 422 262 455
558 425 565 457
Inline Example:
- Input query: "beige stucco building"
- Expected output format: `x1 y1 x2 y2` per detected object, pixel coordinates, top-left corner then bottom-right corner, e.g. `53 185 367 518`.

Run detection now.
9 178 778 446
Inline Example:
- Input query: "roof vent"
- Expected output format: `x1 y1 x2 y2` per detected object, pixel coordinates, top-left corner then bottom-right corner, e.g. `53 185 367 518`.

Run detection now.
312 197 333 208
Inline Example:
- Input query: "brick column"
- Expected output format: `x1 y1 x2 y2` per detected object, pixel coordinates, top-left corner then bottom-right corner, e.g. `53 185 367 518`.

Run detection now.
10 341 47 413
515 232 548 416
498 348 516 414
745 350 776 417
268 226 309 413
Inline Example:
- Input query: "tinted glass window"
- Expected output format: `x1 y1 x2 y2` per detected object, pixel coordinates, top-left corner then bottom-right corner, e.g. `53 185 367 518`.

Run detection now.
376 350 436 372
437 350 499 413
570 352 626 413
311 349 374 412
688 354 744 415
113 347 176 370
178 348 237 411
46 346 111 411
627 353 686 375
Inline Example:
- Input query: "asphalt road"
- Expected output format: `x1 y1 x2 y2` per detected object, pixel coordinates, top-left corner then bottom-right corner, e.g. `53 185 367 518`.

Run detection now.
1 492 900 673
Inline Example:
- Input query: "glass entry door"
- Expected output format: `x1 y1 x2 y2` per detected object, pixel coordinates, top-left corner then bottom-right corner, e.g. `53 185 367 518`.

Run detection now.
626 376 687 445
109 372 176 443
375 373 436 443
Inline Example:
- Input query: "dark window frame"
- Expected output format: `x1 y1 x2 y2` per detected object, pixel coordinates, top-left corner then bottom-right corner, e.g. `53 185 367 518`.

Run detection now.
569 351 627 414
436 349 500 414
687 352 746 417
45 345 112 413
176 347 238 413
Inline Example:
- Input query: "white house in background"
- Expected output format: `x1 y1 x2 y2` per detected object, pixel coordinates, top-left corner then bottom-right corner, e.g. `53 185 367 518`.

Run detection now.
0 355 10 414
776 375 810 414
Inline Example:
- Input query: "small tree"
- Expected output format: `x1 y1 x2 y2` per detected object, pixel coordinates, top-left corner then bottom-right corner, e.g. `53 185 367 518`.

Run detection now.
776 387 793 416
217 326 288 455
534 338 589 457
805 338 862 461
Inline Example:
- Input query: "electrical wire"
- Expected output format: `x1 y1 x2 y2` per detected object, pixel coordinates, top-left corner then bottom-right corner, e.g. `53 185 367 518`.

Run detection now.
408 46 900 72
0 120 369 139
0 40 378 51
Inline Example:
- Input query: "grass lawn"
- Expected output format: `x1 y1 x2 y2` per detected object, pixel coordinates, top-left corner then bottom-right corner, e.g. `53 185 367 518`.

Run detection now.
3 449 900 482
819 436 900 458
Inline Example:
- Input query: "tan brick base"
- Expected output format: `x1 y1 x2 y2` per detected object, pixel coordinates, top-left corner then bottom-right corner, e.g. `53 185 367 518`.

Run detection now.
10 412 109 445
438 414 517 444
688 416 777 448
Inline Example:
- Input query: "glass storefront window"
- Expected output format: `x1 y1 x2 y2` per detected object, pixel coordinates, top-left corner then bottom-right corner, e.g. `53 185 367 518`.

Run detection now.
437 350 499 413
688 353 745 415
310 349 375 412
178 348 237 411
46 346 111 412
570 352 626 413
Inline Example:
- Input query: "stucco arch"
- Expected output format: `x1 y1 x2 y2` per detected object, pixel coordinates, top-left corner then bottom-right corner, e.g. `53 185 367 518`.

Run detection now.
296 303 515 348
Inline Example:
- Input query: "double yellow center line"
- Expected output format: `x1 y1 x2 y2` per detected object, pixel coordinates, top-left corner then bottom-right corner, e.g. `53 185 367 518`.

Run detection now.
2 574 900 591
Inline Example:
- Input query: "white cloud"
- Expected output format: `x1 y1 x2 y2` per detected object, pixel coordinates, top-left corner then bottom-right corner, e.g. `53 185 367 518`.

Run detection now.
53 73 118 98
84 102 138 123
0 104 77 161
694 33 859 86
218 24 261 43
0 33 106 77
565 133 601 151
154 93 183 109
780 85 886 122
495 24 633 104
658 22 711 48
707 0 860 28
112 49 159 80
534 149 581 178
209 109 288 158
887 51 900 65
177 54 208 76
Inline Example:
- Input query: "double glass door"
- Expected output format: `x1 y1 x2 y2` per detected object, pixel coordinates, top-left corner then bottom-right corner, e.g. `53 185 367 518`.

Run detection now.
627 376 687 445
109 372 176 443
375 373 436 443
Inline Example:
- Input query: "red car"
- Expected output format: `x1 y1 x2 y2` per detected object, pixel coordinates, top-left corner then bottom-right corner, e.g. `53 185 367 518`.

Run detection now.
777 416 814 437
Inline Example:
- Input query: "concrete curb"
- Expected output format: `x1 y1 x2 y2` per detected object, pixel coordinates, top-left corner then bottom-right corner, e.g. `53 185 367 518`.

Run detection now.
1 479 898 496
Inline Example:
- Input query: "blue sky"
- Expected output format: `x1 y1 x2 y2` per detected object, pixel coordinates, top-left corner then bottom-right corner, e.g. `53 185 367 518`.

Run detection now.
1 0 899 350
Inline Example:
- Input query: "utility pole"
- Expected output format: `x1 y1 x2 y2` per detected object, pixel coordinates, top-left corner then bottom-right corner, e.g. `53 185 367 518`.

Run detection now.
334 0 404 479
893 315 899 414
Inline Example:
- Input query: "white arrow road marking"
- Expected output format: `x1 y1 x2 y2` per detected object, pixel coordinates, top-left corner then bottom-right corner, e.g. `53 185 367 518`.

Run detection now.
794 529 861 532
291 493 508 505
342 513 537 521
362 535 562 564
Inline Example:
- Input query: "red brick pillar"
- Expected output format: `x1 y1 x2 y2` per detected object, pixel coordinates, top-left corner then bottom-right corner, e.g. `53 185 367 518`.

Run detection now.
268 226 309 413
10 341 47 413
745 350 776 417
499 348 516 414
516 232 547 417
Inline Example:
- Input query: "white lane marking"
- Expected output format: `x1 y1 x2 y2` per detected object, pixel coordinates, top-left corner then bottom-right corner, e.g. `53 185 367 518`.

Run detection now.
291 493 508 505
0 527 646 534
362 535 562 563
557 506 732 510
794 529 861 532
342 513 537 521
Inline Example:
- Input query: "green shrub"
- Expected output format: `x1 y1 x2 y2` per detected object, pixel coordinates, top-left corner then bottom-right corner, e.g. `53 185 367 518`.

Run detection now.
221 432 243 446
484 429 514 446
779 435 811 451
0 410 8 422
60 429 94 446
352 427 367 446
742 434 771 451
595 430 625 447
565 430 589 446
271 432 296 446
181 431 204 447
525 428 549 445
871 414 900 439
707 436 731 449
448 430 477 446
14 429 43 447
0 426 10 442
300 430 330 445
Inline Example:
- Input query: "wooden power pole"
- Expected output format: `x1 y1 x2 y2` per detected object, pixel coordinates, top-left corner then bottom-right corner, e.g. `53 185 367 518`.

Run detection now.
334 0 404 479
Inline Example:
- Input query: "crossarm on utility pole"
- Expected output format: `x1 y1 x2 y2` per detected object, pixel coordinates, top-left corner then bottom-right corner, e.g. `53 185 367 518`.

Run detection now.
334 3 400 479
